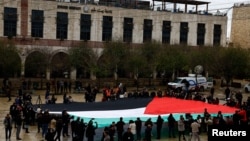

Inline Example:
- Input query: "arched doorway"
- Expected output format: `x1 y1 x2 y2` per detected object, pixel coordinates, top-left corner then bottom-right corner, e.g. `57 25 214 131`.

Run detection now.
0 44 21 78
50 52 70 79
25 51 47 78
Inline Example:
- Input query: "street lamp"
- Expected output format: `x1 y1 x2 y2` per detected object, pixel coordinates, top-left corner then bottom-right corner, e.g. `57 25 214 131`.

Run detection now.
194 65 203 91
115 64 118 86
135 68 139 91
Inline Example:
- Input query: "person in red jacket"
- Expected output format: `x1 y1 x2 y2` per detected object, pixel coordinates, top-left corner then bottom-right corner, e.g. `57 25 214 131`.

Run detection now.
238 108 247 125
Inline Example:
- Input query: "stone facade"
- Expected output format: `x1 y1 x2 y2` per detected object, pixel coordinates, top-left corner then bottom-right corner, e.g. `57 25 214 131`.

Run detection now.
231 3 250 48
0 0 228 80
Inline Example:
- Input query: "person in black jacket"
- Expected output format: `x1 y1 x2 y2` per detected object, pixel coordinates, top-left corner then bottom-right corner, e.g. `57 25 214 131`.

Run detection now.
123 128 134 141
144 118 153 127
4 114 12 139
23 107 31 133
76 118 86 141
168 113 176 138
15 112 22 140
108 122 116 141
156 115 164 140
54 117 63 141
41 110 51 138
71 116 77 138
116 117 125 141
144 124 152 141
36 109 43 133
62 109 71 137
45 128 56 141
135 117 142 141
86 119 98 141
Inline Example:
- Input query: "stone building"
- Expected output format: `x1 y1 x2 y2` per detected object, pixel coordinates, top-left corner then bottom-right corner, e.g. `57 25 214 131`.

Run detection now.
231 2 250 48
0 0 228 80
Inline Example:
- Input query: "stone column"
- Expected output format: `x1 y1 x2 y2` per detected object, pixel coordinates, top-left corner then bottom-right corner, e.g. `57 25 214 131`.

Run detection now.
114 72 118 81
21 0 28 37
90 70 96 80
153 70 157 79
20 56 26 77
46 68 50 80
70 68 77 80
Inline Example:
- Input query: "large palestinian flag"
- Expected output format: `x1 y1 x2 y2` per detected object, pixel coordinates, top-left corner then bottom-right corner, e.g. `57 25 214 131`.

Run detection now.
39 97 239 128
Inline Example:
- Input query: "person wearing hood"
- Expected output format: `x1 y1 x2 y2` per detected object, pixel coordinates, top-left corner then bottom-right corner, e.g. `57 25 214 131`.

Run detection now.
86 119 98 141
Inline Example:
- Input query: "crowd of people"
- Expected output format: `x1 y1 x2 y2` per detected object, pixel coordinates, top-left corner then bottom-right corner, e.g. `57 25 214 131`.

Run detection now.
2 79 250 141
4 102 250 141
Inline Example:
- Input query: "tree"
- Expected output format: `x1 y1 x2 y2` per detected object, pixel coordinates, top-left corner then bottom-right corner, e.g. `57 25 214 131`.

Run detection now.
25 52 47 77
187 46 219 77
157 45 188 80
25 46 53 78
199 46 223 77
51 52 70 78
0 40 21 77
100 41 129 79
217 47 250 84
140 41 161 78
68 42 97 79
125 47 146 90
126 47 146 77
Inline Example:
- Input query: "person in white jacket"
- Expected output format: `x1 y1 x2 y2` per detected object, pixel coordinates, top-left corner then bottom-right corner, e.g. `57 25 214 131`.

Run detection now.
191 120 201 141
128 120 136 139
177 115 186 141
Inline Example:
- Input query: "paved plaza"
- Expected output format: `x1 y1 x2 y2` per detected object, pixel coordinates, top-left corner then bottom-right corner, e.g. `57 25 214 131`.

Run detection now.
0 86 248 141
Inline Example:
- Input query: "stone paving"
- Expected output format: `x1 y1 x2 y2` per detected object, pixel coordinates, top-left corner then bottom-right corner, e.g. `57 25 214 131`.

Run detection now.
0 86 248 141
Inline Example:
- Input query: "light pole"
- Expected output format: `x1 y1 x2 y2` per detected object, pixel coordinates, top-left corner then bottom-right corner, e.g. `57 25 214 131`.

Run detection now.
115 64 118 86
135 68 139 91
194 65 203 91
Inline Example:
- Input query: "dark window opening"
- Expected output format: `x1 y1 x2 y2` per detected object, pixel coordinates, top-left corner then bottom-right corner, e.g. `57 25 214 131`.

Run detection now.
213 24 221 46
31 10 44 38
102 16 113 41
162 21 171 44
123 17 133 42
4 7 17 37
180 22 188 44
80 14 91 41
197 23 206 46
143 19 152 42
56 12 68 40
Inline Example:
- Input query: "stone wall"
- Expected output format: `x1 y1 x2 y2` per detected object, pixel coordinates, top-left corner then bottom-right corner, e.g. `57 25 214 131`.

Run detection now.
231 6 250 48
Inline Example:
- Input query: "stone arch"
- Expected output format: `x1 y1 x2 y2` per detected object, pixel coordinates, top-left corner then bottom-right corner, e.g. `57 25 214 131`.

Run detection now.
0 49 21 78
24 50 47 78
50 50 70 79
50 49 69 63
69 47 103 79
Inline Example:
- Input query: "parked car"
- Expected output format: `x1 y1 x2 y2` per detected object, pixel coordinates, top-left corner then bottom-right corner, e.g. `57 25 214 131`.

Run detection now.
167 74 208 92
244 83 250 93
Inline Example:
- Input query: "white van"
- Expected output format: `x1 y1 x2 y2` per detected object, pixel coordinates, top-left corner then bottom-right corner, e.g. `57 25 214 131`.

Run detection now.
168 74 208 92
